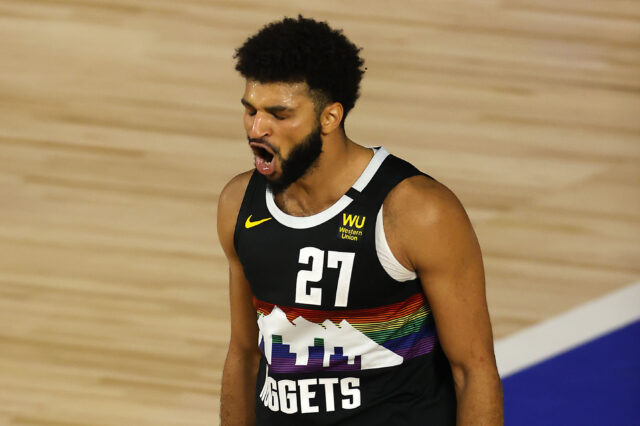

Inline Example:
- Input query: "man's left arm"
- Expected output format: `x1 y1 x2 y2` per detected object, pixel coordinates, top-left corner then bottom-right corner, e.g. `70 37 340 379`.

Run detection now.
385 176 504 425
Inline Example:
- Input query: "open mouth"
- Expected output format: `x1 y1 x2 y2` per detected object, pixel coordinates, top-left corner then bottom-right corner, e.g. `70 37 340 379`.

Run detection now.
250 142 276 175
252 145 274 164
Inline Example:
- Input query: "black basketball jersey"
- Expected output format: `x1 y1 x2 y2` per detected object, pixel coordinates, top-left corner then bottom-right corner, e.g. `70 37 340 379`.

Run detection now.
233 147 457 425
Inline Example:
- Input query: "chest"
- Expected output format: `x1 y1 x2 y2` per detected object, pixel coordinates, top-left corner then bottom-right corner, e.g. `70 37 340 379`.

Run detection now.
237 207 417 310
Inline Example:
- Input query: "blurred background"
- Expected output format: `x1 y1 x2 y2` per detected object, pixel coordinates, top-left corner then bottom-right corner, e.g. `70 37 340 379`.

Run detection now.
0 0 638 424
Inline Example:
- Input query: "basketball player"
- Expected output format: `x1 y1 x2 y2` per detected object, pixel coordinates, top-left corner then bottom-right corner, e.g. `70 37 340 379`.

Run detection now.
217 16 503 425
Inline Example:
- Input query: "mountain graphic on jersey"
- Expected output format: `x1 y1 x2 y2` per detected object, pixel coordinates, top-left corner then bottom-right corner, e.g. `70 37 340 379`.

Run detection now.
255 293 437 373
258 306 403 372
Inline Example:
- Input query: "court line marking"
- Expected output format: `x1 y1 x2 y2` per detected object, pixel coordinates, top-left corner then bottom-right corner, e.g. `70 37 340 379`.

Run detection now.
494 280 640 378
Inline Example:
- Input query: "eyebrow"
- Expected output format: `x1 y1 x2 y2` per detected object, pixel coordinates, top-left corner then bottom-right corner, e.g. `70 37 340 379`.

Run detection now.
241 98 293 115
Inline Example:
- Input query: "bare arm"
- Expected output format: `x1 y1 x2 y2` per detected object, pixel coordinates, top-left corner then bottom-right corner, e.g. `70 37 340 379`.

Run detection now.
385 176 503 426
217 171 261 426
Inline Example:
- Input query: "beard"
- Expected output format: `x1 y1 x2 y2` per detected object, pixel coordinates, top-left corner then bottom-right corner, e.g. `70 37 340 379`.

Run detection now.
250 123 323 195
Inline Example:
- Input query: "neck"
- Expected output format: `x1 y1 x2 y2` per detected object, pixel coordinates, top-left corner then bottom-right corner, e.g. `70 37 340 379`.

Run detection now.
274 132 373 217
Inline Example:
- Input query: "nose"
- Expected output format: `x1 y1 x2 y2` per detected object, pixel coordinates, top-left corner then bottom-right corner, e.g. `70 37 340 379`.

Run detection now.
248 112 272 140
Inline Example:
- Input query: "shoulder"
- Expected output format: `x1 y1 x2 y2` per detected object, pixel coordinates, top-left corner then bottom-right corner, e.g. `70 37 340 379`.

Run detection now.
383 175 475 271
218 170 254 215
217 170 254 258
384 174 468 230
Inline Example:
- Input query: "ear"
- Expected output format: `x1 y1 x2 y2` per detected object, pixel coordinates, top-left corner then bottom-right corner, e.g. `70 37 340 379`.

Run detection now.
320 102 344 134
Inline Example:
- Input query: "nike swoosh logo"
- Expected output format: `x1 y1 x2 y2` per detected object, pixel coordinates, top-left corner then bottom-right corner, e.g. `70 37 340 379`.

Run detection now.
245 215 272 229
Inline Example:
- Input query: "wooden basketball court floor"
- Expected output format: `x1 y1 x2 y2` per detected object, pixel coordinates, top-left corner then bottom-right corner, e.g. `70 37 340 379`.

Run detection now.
0 0 638 424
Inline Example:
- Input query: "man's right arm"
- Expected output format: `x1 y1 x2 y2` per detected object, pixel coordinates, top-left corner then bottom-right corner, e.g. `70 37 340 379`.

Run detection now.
217 171 260 426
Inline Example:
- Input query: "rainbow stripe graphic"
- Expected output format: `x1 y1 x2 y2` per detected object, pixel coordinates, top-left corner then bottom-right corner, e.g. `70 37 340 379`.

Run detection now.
255 293 437 373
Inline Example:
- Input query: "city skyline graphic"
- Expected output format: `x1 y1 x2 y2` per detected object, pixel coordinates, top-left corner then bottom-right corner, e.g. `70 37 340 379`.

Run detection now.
258 305 404 373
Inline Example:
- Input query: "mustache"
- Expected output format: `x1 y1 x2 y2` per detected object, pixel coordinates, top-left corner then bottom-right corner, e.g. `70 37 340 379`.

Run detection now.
247 137 280 155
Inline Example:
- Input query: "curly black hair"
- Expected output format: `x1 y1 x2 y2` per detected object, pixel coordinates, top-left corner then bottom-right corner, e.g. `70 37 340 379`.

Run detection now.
234 15 366 126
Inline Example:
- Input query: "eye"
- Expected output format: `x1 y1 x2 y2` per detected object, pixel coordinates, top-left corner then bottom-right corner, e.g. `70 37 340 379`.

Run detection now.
245 109 256 116
273 114 285 121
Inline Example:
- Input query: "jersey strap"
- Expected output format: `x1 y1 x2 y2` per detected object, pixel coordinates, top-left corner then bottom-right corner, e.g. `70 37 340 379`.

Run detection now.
350 154 434 210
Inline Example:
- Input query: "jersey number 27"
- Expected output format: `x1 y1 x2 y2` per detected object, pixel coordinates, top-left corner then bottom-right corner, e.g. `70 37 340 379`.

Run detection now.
295 247 355 307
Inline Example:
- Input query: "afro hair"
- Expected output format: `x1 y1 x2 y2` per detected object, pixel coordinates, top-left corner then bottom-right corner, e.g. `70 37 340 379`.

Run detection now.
234 15 366 125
